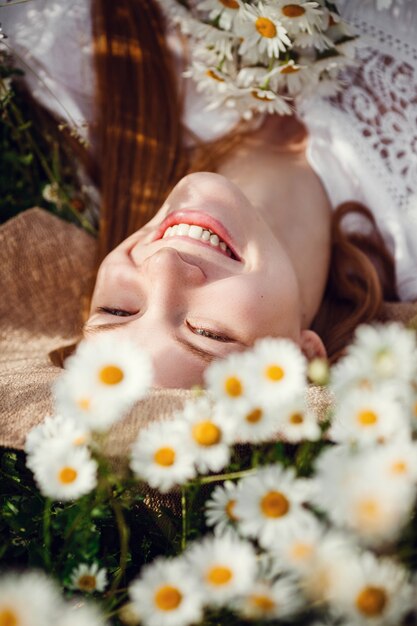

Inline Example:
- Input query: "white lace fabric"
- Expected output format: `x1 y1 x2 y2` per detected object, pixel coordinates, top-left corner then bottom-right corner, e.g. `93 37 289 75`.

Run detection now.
300 0 417 300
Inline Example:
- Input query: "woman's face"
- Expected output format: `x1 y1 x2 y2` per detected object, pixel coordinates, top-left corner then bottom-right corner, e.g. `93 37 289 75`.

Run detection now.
86 172 306 388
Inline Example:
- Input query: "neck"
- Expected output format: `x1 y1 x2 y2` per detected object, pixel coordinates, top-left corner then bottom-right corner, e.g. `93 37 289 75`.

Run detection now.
216 116 332 328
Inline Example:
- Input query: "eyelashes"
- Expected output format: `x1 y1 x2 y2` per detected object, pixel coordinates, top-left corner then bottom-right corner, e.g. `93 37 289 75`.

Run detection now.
97 307 233 342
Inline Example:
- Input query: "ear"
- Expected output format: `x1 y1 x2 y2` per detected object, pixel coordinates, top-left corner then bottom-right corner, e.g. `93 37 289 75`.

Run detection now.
300 330 327 361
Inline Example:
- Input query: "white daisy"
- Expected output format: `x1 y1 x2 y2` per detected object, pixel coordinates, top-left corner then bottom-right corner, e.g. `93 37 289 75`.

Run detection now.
129 556 203 626
329 388 408 445
54 335 153 431
25 415 90 470
275 0 324 35
349 323 417 386
301 531 360 604
197 0 243 31
0 571 62 626
270 516 324 574
277 397 321 443
234 465 315 549
205 480 241 536
32 442 97 501
204 350 254 412
328 552 414 626
237 576 304 621
130 420 196 493
186 534 257 606
238 2 291 59
312 445 414 546
294 27 334 50
247 337 308 409
218 397 283 444
269 59 318 97
180 397 234 473
69 563 108 593
368 437 417 484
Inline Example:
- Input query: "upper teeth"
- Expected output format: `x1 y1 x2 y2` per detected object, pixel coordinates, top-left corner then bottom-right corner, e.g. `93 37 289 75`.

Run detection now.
162 223 232 256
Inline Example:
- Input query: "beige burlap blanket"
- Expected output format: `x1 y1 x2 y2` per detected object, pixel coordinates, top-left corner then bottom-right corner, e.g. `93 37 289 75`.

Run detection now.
1 209 416 455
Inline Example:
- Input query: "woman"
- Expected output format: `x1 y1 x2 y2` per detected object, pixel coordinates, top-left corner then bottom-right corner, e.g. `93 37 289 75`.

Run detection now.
2 0 415 389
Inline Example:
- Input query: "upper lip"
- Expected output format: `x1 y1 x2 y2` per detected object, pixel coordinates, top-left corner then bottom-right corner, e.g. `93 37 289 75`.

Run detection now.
153 210 242 261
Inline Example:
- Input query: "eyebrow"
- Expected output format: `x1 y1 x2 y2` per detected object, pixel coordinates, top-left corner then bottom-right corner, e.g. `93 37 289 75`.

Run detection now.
83 322 220 364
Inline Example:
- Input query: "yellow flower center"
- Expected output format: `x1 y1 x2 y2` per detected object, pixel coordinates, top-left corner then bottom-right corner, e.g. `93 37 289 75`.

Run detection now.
154 447 176 467
192 421 221 446
246 408 263 423
357 409 378 426
73 435 86 446
282 4 306 18
220 0 239 8
255 17 277 38
250 594 275 612
290 412 304 424
225 499 238 520
59 466 78 484
77 574 97 592
391 460 407 474
260 490 290 518
265 365 285 381
206 69 225 82
251 90 275 101
206 566 233 586
356 586 387 617
357 498 380 525
77 397 91 411
154 585 182 611
224 376 243 397
281 64 300 74
0 609 18 626
99 365 124 385
291 541 313 560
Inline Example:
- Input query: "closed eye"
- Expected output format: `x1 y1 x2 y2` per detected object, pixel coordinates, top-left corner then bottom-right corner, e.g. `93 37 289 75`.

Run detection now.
186 320 234 343
97 307 137 317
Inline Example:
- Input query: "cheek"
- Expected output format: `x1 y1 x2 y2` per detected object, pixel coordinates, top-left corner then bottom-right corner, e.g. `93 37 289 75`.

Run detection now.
202 274 301 341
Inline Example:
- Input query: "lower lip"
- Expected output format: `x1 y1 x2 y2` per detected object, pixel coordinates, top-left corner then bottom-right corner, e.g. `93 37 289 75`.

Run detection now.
154 210 241 261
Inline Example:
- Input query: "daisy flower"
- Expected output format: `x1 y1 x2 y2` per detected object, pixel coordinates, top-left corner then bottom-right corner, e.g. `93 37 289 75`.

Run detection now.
275 0 324 35
238 2 291 59
180 396 234 473
247 337 308 409
294 28 334 50
205 480 241 536
312 445 414 546
186 534 257 606
0 571 62 626
54 335 153 431
69 563 108 593
129 556 203 626
25 414 90 470
368 437 417 485
271 516 324 574
301 531 360 604
130 420 196 492
32 442 97 501
204 350 254 412
218 397 283 444
277 397 321 443
329 387 408 445
237 576 304 621
197 0 243 31
328 552 413 625
349 323 417 386
270 60 318 97
234 465 315 549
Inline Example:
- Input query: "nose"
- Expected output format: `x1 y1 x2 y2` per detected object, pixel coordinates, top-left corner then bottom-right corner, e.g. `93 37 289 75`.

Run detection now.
141 247 205 309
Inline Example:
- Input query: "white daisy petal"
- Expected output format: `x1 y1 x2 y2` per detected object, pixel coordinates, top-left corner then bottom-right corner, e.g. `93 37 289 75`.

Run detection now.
69 563 108 593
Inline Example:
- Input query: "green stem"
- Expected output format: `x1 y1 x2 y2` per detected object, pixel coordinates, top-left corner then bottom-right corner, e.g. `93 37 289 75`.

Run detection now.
108 498 130 597
190 468 257 486
43 498 52 571
181 486 187 551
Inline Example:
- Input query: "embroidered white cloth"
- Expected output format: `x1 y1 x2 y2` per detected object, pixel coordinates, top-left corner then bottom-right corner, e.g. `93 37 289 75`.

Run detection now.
2 0 416 298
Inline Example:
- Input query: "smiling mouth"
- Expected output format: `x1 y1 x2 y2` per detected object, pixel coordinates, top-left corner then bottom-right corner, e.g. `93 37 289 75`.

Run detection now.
155 212 241 261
